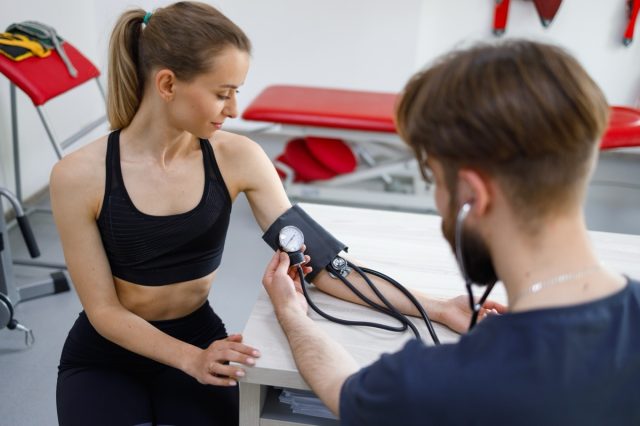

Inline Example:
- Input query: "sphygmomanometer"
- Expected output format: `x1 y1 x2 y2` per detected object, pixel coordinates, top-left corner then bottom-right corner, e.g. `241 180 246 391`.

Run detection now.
263 205 440 344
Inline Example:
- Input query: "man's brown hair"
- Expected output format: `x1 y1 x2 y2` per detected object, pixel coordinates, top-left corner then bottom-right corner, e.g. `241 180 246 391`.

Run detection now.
396 40 609 227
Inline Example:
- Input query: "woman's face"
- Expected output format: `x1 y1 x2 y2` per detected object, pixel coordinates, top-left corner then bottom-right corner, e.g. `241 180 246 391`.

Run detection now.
169 47 250 138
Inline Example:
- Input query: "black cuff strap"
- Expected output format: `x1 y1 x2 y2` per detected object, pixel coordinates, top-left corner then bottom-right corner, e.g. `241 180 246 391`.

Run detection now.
262 205 347 281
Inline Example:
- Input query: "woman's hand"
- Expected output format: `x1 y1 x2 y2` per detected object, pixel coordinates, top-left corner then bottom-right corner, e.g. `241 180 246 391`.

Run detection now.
186 334 261 386
438 295 507 334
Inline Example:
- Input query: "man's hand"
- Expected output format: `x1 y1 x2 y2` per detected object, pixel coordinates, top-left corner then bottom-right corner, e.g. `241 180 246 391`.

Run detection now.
262 250 357 417
262 250 312 317
438 295 507 334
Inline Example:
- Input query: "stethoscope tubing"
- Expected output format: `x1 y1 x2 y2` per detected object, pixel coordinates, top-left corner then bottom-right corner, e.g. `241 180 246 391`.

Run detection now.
296 260 441 345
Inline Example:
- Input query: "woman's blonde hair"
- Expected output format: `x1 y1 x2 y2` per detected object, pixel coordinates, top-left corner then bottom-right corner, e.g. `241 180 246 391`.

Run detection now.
107 1 251 129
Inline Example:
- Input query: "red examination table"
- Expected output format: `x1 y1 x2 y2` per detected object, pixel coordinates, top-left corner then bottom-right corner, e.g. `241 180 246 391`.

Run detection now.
243 85 640 211
243 85 430 212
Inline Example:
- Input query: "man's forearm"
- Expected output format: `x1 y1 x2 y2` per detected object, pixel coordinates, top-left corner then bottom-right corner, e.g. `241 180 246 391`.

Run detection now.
276 306 359 416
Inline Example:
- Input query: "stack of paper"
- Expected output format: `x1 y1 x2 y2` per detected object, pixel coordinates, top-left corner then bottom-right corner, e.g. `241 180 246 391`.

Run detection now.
278 388 337 420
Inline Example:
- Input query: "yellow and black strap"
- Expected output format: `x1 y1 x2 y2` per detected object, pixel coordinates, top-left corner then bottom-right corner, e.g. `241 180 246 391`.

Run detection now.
0 32 51 61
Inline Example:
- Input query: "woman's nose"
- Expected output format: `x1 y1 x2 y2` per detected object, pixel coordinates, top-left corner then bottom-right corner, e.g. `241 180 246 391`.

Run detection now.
223 98 238 119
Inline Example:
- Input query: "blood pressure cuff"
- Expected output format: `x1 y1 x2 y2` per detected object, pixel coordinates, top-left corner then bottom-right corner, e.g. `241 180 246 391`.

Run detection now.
262 205 347 281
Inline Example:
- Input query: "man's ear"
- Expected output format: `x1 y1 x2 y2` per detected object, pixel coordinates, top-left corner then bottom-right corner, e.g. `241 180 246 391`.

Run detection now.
456 169 492 217
155 69 176 102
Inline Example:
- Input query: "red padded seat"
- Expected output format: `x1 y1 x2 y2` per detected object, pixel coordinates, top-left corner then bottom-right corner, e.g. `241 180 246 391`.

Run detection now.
242 85 397 133
304 136 356 174
275 137 357 182
0 41 100 106
601 106 640 150
281 138 337 182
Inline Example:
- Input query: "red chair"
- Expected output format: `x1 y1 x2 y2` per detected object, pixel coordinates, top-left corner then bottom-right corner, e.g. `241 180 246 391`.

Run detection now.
0 38 105 285
0 40 106 203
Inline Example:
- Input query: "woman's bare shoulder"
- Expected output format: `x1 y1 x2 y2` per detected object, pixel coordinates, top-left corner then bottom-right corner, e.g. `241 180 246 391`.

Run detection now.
210 130 262 159
50 134 109 210
207 130 274 197
52 135 108 181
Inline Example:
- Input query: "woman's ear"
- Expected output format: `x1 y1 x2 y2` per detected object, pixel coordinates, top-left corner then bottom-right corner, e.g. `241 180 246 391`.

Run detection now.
155 69 176 102
457 169 492 217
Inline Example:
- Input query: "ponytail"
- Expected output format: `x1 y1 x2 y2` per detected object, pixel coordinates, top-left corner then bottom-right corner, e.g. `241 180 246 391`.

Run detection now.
107 9 145 130
107 2 252 130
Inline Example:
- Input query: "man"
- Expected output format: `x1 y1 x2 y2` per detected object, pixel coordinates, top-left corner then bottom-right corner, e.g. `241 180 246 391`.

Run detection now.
261 40 640 425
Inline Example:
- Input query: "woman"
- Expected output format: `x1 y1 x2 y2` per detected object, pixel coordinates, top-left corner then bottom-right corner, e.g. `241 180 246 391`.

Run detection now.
52 2 504 425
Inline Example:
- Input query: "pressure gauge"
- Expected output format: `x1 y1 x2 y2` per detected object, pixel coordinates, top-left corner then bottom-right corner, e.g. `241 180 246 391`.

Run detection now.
278 226 306 266
278 226 304 252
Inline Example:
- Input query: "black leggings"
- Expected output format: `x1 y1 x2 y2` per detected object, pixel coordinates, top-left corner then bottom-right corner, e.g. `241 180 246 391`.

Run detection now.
56 301 238 426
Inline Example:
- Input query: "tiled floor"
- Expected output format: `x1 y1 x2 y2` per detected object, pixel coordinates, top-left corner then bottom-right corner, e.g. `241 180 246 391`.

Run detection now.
0 141 638 425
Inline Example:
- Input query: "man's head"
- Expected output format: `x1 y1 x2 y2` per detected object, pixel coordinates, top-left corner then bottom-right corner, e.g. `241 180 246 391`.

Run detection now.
396 40 609 284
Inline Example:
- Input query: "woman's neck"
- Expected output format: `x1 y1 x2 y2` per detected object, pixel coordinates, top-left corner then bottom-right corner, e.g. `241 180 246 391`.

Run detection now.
120 98 197 164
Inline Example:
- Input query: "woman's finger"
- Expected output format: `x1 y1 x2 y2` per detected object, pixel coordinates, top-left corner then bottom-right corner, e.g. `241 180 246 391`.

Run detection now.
225 333 243 343
222 341 261 358
209 363 246 380
201 373 238 387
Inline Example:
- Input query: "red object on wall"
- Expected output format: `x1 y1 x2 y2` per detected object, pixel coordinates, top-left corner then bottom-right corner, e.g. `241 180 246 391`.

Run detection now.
533 0 563 27
493 0 563 35
600 106 640 150
624 0 640 45
493 0 511 35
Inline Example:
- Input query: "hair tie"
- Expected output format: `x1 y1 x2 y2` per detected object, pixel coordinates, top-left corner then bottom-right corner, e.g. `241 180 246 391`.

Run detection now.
143 11 152 25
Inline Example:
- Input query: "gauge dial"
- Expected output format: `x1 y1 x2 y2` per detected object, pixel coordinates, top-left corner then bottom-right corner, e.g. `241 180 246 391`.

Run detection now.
278 226 304 253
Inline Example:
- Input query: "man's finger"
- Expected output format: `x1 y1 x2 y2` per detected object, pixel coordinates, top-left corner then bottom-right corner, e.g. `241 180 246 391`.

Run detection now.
482 300 507 313
275 251 291 276
266 251 281 271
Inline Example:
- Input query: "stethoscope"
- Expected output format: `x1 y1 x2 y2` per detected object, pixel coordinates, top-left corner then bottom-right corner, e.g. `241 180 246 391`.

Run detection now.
278 225 441 344
455 203 496 330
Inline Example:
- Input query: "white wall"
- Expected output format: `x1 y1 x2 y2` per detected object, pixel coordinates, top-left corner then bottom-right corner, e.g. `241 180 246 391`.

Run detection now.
2 0 639 202
416 0 640 106
92 0 423 117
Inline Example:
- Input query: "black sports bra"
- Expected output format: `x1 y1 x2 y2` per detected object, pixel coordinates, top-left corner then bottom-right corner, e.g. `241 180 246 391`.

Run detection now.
97 130 232 286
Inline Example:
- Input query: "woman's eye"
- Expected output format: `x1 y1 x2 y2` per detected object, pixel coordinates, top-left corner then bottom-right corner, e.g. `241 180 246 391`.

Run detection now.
216 90 238 101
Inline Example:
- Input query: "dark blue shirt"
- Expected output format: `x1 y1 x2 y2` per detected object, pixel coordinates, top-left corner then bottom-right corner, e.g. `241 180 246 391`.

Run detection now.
340 279 640 426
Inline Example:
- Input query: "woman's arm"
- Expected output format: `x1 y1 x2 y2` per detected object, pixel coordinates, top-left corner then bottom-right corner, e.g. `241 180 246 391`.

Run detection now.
50 148 257 386
219 134 505 333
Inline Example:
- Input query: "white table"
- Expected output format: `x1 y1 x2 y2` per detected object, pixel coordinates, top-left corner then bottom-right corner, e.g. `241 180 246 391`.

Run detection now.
238 203 640 426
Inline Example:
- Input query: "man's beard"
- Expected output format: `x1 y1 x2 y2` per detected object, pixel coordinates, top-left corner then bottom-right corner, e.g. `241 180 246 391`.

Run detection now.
442 202 498 286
